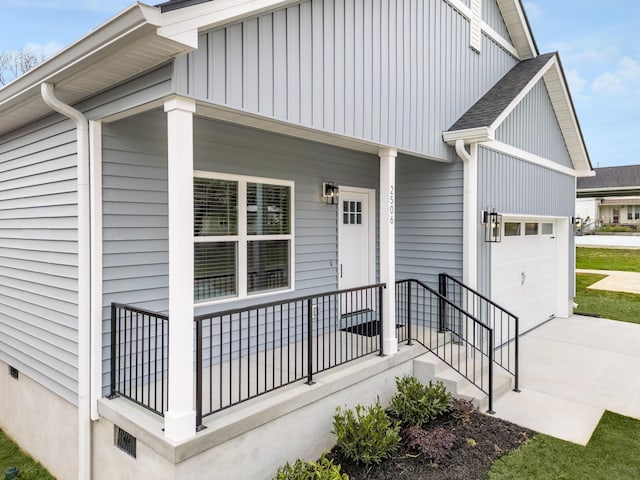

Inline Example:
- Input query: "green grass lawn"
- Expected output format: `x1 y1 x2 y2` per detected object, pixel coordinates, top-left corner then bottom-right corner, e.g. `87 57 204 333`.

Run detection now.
574 273 640 324
489 411 640 480
576 247 640 272
0 429 54 480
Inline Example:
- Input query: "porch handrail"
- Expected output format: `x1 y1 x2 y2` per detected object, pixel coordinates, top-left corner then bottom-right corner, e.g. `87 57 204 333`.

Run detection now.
438 273 519 392
195 283 387 429
396 279 495 413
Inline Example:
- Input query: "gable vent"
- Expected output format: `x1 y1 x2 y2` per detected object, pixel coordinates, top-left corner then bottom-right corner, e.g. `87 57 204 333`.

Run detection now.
470 0 482 53
115 426 137 458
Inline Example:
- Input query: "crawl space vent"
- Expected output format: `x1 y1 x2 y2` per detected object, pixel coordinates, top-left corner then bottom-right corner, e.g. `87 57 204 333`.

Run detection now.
115 426 137 458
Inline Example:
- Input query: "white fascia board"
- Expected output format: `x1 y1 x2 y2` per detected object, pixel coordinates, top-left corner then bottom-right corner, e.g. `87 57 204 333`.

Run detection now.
157 0 300 48
443 127 493 145
481 140 583 178
488 55 555 133
0 5 158 109
496 0 537 59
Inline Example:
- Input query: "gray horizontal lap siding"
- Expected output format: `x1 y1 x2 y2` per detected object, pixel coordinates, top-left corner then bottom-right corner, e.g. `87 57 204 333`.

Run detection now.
176 0 517 161
477 147 576 297
101 109 379 393
496 81 573 169
396 154 464 289
0 116 79 405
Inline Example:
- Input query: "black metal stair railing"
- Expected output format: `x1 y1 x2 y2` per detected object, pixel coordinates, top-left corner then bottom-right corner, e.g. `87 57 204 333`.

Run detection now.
396 279 496 413
438 273 519 392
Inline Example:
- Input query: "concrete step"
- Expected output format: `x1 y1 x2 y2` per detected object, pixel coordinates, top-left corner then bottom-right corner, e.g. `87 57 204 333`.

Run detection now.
413 351 515 412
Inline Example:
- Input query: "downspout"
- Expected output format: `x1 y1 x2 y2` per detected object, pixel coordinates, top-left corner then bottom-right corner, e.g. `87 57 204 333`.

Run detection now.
41 83 92 480
455 139 478 289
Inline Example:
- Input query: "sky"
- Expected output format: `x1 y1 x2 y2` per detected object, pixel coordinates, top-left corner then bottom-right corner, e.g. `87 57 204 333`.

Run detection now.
0 1 639 168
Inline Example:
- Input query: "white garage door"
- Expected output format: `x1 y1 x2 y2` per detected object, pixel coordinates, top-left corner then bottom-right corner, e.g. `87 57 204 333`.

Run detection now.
491 219 558 336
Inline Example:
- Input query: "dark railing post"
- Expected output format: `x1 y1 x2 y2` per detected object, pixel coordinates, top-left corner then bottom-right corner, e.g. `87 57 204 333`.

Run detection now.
438 273 447 332
108 303 118 399
378 285 384 356
195 319 205 431
407 281 413 345
514 316 520 392
487 329 495 414
306 299 315 385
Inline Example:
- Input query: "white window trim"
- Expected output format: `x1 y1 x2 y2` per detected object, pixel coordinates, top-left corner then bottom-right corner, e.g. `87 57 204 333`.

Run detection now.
194 170 295 306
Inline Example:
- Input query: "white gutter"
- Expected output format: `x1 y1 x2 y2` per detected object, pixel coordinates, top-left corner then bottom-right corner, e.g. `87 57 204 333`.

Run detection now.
41 83 92 480
456 139 478 289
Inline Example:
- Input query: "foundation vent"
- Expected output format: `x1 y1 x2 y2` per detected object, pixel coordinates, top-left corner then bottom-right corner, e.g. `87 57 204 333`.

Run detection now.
115 426 137 458
8 366 18 379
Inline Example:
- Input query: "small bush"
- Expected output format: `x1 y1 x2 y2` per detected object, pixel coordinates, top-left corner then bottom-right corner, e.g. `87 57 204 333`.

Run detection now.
388 376 452 426
273 454 349 480
451 398 476 424
404 425 455 464
332 402 401 465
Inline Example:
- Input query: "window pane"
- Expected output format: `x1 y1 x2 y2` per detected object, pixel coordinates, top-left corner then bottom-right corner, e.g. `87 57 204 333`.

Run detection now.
525 222 539 235
247 240 290 293
542 223 553 235
194 242 237 301
504 222 521 236
194 178 238 236
247 183 291 235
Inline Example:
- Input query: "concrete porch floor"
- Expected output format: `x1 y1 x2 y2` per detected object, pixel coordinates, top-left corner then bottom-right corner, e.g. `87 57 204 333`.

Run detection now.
493 314 640 445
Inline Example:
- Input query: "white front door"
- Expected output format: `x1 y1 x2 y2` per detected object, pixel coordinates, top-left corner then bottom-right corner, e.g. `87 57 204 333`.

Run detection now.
339 187 375 313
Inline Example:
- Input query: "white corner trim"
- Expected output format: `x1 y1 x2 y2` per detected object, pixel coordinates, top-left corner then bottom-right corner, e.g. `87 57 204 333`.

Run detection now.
481 140 582 177
488 55 556 132
443 127 493 145
89 121 103 422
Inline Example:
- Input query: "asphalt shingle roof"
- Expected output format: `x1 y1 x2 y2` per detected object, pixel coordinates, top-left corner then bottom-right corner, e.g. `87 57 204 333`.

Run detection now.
577 165 640 190
447 52 556 132
156 0 213 13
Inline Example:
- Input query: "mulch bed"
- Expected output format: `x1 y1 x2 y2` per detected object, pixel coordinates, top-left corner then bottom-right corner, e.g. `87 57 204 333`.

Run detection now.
329 408 534 480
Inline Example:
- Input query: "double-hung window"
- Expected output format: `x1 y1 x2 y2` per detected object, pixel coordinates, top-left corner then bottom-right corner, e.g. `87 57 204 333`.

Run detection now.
193 171 293 303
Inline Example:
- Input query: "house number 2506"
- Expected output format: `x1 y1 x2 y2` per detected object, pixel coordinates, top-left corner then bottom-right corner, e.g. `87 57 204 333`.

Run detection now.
389 185 395 225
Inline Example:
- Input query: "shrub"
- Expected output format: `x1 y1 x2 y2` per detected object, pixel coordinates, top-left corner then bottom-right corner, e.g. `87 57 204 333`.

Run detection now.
451 398 476 424
388 376 452 426
332 402 401 465
273 454 349 480
403 425 455 464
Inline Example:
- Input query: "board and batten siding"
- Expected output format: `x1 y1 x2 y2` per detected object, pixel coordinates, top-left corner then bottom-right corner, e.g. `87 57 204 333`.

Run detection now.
101 108 379 391
482 0 511 41
175 0 517 161
396 154 464 288
476 147 576 297
0 116 79 405
496 80 574 169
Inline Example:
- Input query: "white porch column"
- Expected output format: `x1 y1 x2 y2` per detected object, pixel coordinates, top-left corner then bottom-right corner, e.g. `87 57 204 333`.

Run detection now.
164 96 196 442
379 148 398 355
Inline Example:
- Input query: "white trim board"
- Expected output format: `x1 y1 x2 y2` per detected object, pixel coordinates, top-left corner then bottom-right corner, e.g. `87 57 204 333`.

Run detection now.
481 141 593 178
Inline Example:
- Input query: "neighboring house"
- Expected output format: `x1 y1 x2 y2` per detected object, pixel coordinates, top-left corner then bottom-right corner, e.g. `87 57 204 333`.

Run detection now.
0 0 592 479
577 165 640 227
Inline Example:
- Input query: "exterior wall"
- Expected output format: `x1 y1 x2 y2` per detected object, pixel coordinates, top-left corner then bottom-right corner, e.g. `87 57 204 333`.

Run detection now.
482 0 512 41
477 147 576 296
175 0 518 161
101 109 379 392
575 197 597 225
496 80 574 169
0 115 79 405
396 154 464 288
0 358 78 480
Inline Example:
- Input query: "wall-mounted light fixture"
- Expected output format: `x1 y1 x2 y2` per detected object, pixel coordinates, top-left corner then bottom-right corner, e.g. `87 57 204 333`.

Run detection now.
571 216 582 225
482 209 502 243
322 182 339 205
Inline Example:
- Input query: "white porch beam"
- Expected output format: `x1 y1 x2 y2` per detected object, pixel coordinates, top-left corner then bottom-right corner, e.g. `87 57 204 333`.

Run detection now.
379 148 398 355
164 96 197 442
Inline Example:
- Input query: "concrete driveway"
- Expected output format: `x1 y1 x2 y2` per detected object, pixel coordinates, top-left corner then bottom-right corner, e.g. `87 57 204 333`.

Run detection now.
493 315 640 445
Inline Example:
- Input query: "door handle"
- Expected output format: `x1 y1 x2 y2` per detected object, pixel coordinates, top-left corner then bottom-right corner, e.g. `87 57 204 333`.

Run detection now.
521 272 526 285
340 264 343 279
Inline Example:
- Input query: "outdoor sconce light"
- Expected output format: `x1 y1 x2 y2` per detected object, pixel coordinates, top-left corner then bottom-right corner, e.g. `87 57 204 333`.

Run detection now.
571 216 582 225
482 209 502 243
322 182 339 205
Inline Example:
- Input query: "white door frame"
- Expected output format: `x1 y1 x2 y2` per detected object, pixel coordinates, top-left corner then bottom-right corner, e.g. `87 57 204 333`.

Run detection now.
338 186 377 290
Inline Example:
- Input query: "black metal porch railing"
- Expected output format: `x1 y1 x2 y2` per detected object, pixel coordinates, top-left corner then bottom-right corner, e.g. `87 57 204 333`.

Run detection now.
194 283 387 429
438 273 519 392
396 279 496 413
109 303 169 416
